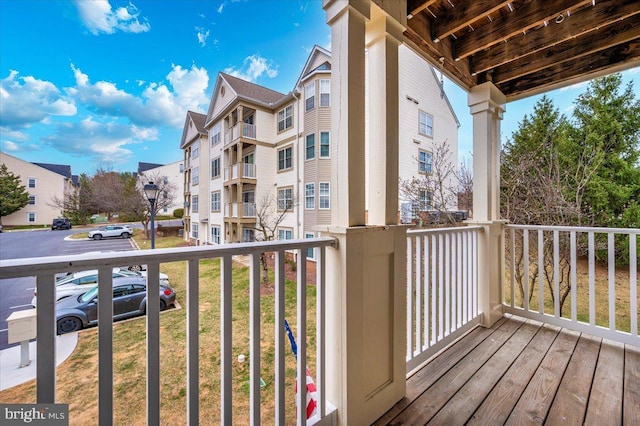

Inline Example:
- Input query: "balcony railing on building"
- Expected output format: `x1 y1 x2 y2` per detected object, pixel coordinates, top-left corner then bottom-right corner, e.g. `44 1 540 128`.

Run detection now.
224 122 256 145
224 202 256 219
224 163 257 181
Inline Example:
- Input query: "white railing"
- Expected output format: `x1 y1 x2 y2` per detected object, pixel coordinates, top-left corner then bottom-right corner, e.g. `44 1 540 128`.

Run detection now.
505 224 639 346
243 162 256 178
242 123 256 139
405 226 483 373
0 238 337 425
243 202 256 217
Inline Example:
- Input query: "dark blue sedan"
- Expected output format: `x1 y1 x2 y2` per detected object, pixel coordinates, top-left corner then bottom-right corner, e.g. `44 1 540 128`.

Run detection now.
55 276 176 334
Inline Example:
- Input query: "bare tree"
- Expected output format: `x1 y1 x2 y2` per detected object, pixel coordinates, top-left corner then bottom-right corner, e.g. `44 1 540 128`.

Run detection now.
254 190 297 284
457 157 473 217
135 171 178 238
399 139 460 226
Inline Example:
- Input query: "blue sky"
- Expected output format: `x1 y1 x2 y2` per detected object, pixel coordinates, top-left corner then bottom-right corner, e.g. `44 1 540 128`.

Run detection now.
0 0 637 176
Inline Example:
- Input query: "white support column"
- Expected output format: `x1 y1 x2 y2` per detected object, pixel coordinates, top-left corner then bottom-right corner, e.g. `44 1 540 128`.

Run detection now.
468 82 507 327
322 1 407 425
366 3 403 226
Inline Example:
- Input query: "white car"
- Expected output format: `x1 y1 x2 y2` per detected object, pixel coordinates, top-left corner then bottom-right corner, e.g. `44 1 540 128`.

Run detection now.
88 225 134 240
31 268 170 306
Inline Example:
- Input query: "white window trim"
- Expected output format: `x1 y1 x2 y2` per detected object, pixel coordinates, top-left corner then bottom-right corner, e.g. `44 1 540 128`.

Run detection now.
277 186 293 211
319 79 330 107
27 212 36 222
305 183 315 210
419 110 434 138
305 81 315 112
305 133 315 161
211 191 221 212
319 182 330 210
320 131 330 158
212 157 221 179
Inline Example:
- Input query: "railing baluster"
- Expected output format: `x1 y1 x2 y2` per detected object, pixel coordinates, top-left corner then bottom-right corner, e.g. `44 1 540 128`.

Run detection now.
431 235 437 344
608 233 616 331
553 230 560 318
415 235 422 355
36 274 56 403
444 233 451 336
186 259 199 426
456 232 462 329
275 250 286 426
221 255 233 425
296 250 307 426
523 230 529 311
630 234 638 337
250 253 261 425
472 230 478 317
570 231 577 323
589 232 596 326
423 236 429 349
98 267 114 426
146 262 161 425
509 228 515 308
316 246 326 418
406 236 413 360
538 230 544 315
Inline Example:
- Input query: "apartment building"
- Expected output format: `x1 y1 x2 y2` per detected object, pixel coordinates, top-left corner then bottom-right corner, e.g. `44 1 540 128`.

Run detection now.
137 160 185 216
180 45 459 246
0 151 79 226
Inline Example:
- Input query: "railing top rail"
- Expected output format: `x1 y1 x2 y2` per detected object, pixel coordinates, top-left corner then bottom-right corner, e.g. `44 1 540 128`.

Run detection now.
407 225 484 236
0 237 337 279
506 224 640 234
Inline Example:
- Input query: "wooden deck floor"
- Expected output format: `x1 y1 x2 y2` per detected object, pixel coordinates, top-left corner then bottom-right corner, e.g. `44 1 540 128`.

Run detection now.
374 314 640 425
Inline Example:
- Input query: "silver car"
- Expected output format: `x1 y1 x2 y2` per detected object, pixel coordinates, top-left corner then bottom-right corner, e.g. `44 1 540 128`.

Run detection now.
31 268 170 306
88 225 133 240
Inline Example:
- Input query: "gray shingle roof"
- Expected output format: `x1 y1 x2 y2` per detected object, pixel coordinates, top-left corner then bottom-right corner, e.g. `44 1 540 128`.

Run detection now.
32 162 72 178
138 162 164 174
220 72 286 106
188 111 207 133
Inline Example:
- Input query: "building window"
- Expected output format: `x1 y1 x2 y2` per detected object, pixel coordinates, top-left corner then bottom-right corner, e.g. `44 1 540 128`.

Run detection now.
212 226 221 244
242 228 255 243
163 176 168 185
420 190 432 210
278 146 293 171
28 212 36 222
419 111 434 137
28 178 36 188
28 195 36 205
192 140 200 158
319 182 330 209
305 81 315 111
305 232 315 259
419 150 432 174
191 195 199 213
319 79 330 107
306 133 315 160
191 223 199 239
305 183 315 209
278 105 293 132
277 187 293 211
320 131 330 158
211 191 221 212
211 123 221 145
192 167 199 185
278 228 293 240
212 157 221 178
179 163 184 173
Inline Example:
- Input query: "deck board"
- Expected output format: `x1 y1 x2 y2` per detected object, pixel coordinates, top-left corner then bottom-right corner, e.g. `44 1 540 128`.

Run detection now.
377 315 638 426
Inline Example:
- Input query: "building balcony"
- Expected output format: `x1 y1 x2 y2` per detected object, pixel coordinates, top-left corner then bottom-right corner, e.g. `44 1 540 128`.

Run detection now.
223 162 257 183
223 202 256 219
0 225 637 424
224 122 256 146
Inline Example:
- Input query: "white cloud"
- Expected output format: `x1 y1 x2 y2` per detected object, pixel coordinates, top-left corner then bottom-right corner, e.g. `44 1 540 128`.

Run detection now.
196 27 210 47
68 63 209 127
0 127 29 141
2 141 20 151
224 54 278 83
44 117 158 164
73 0 150 35
217 3 224 13
0 70 77 128
294 22 300 27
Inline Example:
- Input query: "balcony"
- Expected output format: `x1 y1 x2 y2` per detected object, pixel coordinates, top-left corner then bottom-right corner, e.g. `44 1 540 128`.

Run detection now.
223 162 257 182
224 122 256 146
223 202 256 219
1 225 636 424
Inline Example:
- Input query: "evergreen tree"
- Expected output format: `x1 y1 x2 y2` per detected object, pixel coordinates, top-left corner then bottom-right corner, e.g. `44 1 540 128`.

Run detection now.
0 164 30 224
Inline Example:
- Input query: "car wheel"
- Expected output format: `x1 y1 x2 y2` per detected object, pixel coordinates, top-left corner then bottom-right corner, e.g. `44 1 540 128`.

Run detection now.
128 265 142 272
121 232 131 239
93 234 102 240
160 300 167 311
57 317 82 334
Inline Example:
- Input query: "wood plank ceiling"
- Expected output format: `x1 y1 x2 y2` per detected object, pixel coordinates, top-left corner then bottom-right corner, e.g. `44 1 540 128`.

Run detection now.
399 0 640 100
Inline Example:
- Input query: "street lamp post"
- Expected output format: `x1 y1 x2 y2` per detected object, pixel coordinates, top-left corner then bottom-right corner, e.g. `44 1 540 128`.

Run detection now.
144 182 159 249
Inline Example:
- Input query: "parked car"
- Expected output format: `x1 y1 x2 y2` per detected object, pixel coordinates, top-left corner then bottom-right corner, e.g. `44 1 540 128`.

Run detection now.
55 277 176 334
51 218 72 230
88 225 133 240
31 268 170 306
0 224 3 232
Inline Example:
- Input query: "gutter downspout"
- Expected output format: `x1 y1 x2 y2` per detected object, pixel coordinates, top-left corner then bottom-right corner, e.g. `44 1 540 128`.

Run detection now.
292 89 301 240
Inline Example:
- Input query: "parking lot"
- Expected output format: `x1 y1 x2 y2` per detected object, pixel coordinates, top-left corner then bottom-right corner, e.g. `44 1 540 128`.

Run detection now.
0 227 136 350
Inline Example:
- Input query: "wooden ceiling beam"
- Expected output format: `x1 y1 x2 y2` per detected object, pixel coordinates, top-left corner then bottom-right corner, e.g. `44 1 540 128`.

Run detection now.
454 0 591 60
491 15 640 85
432 0 512 42
405 12 475 89
407 0 438 19
472 0 640 75
496 40 640 99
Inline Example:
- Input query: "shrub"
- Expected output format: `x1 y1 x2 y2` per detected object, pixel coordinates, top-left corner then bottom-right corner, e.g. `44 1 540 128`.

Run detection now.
173 208 184 218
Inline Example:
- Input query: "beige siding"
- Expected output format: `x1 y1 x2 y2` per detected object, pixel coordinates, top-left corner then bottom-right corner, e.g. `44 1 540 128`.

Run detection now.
210 81 234 120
